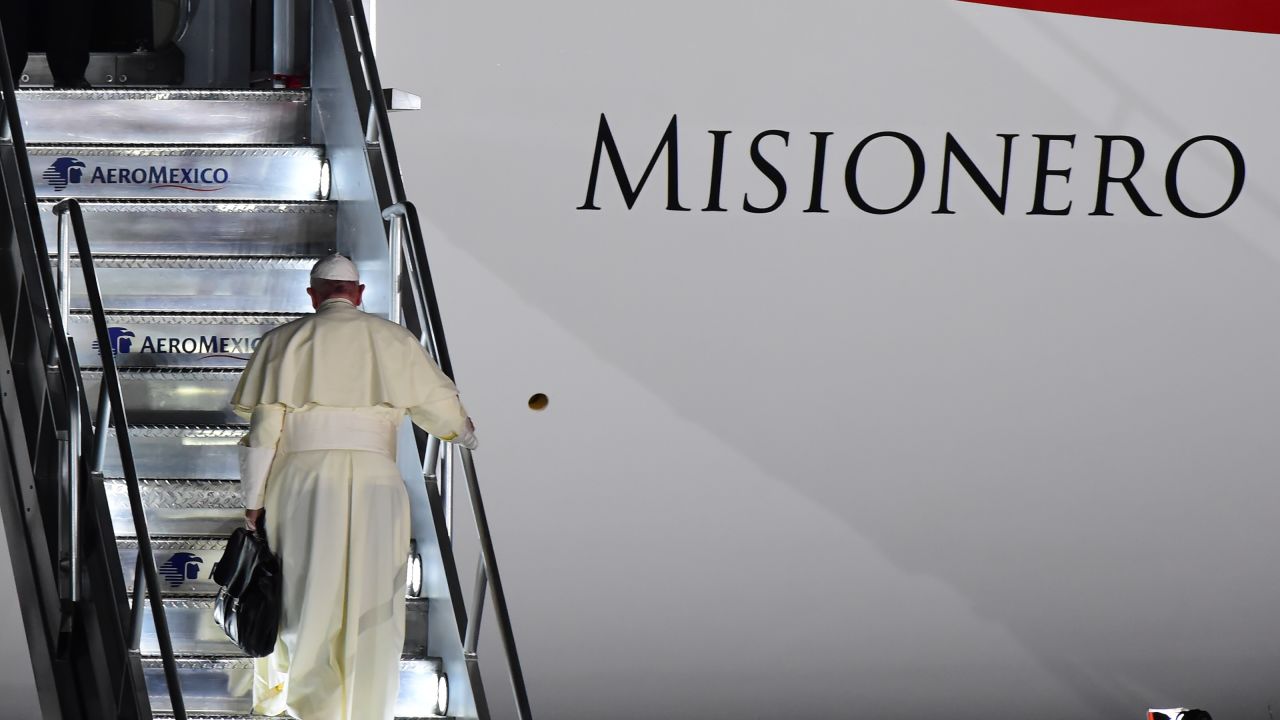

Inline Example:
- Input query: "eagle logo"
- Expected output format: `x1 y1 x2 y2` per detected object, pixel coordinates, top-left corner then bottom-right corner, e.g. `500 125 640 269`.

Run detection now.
42 157 86 192
91 326 136 356
158 552 204 589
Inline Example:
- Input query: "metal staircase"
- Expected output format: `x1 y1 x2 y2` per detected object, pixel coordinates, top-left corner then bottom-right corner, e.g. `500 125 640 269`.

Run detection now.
0 3 532 718
26 89 450 718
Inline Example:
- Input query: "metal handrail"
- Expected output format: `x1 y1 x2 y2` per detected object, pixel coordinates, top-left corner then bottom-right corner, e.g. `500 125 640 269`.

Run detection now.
0 23 186 717
384 203 534 720
455 446 533 719
0 11 80 640
335 2 534 717
52 199 187 719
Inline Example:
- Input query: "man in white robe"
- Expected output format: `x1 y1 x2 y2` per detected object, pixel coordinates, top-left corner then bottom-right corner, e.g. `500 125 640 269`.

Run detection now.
230 254 476 720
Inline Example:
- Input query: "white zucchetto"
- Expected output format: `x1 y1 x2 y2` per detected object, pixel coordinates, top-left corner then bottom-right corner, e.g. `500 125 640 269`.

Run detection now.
310 253 361 282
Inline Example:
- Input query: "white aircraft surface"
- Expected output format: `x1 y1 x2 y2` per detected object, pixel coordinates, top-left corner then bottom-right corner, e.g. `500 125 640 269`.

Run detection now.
378 1 1280 718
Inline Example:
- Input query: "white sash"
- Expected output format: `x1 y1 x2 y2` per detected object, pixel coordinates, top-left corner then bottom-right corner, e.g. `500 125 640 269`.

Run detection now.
279 409 398 458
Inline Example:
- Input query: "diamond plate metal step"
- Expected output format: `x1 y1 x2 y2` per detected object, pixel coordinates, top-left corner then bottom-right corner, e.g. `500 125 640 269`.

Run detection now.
139 597 428 657
28 145 326 201
85 369 246 426
119 536 424 599
103 426 243 480
119 536 231 596
69 311 299 369
18 90 310 145
156 712 455 717
143 657 447 716
155 716 451 720
106 479 243 537
39 200 336 256
56 255 316 313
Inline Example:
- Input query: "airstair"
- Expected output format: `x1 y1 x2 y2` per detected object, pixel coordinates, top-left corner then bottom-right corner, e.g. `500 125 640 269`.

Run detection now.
0 2 529 719
33 90 448 717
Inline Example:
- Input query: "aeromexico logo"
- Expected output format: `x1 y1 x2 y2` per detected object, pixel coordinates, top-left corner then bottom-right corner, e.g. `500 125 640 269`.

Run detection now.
105 327 135 355
578 115 1247 219
43 156 230 193
43 158 85 191
95 326 262 357
159 552 204 589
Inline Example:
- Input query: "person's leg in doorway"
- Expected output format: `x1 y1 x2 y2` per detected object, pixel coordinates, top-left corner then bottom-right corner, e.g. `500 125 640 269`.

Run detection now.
0 0 30 85
45 0 91 88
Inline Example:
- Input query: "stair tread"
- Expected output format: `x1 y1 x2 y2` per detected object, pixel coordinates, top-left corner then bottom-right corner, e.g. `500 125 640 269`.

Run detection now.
131 596 430 620
27 143 322 152
119 534 434 556
39 198 333 209
85 367 247 377
99 425 245 479
19 88 308 101
118 535 231 550
69 311 297 370
38 200 337 257
142 659 446 716
57 255 320 269
132 589 430 655
134 594 428 605
106 471 243 476
116 535 426 598
142 656 441 670
73 309 301 320
19 90 312 144
106 474 243 502
156 714 448 719
30 146 324 200
110 424 245 432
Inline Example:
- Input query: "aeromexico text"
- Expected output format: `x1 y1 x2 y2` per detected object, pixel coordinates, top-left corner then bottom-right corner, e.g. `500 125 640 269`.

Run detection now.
100 326 261 355
90 166 230 186
130 335 260 354
40 155 230 193
578 115 1245 218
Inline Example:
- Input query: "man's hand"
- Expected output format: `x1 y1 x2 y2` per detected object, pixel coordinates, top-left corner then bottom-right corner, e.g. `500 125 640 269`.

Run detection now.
456 417 479 451
245 508 264 532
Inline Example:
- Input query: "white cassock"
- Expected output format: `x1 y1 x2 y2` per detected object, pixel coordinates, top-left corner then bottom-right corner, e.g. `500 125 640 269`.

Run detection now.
229 297 472 720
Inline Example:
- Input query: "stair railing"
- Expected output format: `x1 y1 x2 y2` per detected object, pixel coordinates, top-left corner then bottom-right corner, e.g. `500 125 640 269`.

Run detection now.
0 23 79 648
332 1 534 718
51 198 188 720
0 27 187 718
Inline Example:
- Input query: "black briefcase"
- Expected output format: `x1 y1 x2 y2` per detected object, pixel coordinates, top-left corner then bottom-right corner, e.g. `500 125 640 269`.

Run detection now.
211 524 282 657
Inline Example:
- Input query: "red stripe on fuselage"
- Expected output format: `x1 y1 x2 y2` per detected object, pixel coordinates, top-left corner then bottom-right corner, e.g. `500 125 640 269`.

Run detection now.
958 1 1280 34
